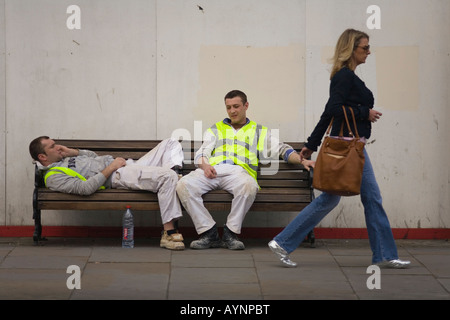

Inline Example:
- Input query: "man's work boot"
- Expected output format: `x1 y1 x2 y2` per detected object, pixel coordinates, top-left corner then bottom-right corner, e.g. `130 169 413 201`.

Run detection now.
160 230 185 250
190 225 223 249
222 225 245 250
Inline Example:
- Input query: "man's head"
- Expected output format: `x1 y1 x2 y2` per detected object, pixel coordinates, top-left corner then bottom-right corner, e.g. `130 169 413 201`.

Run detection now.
224 90 249 127
29 136 63 166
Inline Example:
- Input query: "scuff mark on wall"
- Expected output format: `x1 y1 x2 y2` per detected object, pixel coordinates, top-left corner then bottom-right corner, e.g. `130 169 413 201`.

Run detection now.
96 92 102 111
197 5 204 13
433 114 439 131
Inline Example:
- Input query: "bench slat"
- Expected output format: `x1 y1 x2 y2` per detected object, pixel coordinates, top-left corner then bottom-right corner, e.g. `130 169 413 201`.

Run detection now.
39 201 310 212
39 201 161 211
54 140 164 150
38 188 311 203
55 140 306 151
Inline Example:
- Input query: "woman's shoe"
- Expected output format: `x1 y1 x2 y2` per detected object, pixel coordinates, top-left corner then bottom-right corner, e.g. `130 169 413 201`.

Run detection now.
376 259 411 269
268 240 297 268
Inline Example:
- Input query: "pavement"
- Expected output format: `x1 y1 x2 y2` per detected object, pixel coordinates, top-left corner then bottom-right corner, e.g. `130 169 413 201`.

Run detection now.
0 237 449 302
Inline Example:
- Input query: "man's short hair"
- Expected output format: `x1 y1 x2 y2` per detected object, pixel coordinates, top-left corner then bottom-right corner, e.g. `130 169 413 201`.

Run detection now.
29 136 49 161
224 90 247 105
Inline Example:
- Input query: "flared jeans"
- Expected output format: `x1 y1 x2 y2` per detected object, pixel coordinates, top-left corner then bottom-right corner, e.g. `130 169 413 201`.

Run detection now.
273 148 399 264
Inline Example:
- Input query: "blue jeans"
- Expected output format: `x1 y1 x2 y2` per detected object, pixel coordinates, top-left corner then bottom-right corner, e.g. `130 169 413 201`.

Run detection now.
274 148 399 264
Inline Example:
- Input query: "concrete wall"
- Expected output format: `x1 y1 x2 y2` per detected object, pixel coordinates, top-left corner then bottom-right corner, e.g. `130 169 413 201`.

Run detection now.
0 0 448 232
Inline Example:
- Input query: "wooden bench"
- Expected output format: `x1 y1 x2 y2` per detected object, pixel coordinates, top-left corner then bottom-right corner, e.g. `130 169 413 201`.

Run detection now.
33 139 315 246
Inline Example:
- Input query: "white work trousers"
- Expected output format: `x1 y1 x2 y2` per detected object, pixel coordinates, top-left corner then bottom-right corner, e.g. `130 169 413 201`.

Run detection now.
176 164 259 234
111 138 183 224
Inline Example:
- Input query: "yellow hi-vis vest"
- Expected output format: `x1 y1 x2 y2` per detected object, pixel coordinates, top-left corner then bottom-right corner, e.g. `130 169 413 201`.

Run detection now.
44 167 105 190
208 120 267 181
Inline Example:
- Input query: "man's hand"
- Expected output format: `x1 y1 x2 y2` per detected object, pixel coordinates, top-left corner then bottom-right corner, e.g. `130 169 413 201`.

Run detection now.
200 164 217 179
58 145 79 158
301 159 315 172
110 157 127 170
197 157 217 179
287 151 315 171
101 157 126 179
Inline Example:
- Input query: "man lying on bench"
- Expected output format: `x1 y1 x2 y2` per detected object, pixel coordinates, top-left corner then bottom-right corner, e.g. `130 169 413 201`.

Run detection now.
29 136 185 250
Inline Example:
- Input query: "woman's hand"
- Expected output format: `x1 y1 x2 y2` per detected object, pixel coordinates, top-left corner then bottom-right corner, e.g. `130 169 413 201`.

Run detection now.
299 147 313 160
368 109 382 122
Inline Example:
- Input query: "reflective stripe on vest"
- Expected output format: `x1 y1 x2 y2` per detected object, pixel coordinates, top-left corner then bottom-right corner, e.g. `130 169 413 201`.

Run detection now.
44 167 105 190
208 120 267 181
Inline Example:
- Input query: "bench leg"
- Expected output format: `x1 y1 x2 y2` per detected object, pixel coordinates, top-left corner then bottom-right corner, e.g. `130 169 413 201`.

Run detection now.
306 170 316 248
33 213 42 245
306 229 316 248
32 188 47 245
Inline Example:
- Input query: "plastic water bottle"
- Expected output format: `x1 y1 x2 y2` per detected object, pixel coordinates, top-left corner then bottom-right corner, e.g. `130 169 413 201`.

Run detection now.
122 205 134 248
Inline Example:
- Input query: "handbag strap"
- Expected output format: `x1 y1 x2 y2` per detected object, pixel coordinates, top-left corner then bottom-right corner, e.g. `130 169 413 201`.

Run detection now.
348 107 360 138
341 106 360 139
325 117 334 136
326 117 345 136
326 106 361 139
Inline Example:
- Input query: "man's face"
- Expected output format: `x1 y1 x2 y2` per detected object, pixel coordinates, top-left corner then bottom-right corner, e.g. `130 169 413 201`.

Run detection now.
225 96 248 126
39 138 63 164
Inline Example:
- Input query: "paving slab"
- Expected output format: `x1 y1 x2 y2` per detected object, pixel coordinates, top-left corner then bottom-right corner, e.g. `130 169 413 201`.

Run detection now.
168 282 262 300
89 246 171 263
71 262 170 300
413 254 450 277
0 268 72 300
171 249 254 268
344 272 450 300
0 249 88 270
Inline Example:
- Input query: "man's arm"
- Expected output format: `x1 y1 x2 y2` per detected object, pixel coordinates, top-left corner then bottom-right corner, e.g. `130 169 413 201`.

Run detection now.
287 152 315 171
263 130 315 171
194 130 218 179
46 158 126 195
58 145 79 158
59 145 103 159
102 158 126 179
197 156 217 179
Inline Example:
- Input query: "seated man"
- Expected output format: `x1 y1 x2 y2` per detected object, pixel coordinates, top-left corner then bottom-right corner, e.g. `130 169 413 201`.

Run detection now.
176 90 313 250
29 136 185 250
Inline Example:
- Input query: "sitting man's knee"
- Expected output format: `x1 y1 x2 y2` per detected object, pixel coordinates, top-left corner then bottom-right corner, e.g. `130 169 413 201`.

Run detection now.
234 178 258 197
176 176 194 198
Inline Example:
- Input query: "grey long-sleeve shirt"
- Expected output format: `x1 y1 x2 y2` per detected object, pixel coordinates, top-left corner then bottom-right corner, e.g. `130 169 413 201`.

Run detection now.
39 150 114 196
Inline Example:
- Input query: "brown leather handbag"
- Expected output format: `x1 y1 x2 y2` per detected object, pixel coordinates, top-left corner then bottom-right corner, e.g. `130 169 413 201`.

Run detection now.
312 106 365 196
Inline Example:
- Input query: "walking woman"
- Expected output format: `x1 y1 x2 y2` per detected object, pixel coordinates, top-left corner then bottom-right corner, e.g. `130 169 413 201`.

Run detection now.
269 29 410 269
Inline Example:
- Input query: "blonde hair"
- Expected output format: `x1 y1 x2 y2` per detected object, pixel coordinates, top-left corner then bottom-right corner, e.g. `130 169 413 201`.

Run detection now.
330 29 369 79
